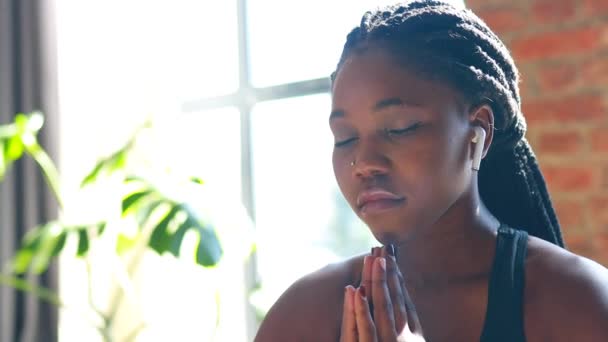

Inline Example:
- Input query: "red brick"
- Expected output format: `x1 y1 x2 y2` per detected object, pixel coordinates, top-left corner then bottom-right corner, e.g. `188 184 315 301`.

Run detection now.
591 127 608 153
563 233 592 255
475 7 528 36
537 130 583 155
581 56 608 88
594 233 608 260
511 27 605 61
554 198 585 228
466 0 500 11
590 195 608 229
582 0 608 16
536 63 579 92
601 164 608 189
532 0 577 24
542 166 596 192
522 94 605 124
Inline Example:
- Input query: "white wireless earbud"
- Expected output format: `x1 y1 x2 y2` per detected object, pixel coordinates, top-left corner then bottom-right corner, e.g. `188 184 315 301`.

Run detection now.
471 126 486 171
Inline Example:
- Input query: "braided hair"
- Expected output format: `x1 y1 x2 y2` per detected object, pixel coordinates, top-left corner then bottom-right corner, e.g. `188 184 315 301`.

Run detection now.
331 0 565 247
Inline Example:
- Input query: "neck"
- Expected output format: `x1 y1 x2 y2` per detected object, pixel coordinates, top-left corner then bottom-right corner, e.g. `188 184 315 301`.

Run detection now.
395 188 501 290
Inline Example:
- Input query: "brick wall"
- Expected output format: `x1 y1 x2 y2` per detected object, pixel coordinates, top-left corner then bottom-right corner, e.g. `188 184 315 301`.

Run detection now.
468 0 608 266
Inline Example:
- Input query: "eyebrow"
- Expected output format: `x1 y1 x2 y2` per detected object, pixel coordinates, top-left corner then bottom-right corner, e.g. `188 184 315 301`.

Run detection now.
329 97 408 121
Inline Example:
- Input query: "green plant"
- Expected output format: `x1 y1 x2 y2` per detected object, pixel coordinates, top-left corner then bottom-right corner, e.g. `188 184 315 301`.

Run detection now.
0 112 227 341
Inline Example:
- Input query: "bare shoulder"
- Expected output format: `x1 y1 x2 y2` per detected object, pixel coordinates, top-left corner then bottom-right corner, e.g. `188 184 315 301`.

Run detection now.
254 254 365 342
525 236 608 341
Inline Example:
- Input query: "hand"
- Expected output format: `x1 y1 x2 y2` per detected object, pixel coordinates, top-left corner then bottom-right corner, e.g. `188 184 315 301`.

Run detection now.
340 246 425 342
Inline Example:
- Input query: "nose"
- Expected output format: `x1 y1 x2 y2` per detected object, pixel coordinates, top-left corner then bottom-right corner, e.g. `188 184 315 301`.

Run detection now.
352 139 390 179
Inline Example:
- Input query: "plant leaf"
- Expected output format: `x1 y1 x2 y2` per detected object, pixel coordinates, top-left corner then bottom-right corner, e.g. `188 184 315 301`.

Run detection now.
171 204 222 266
135 199 164 228
189 177 204 185
12 249 34 274
168 219 190 257
196 224 223 267
0 139 6 180
96 221 107 236
29 223 65 274
121 189 153 217
14 113 28 133
148 206 180 254
80 159 107 187
50 231 68 257
116 233 138 255
77 228 90 257
6 134 24 161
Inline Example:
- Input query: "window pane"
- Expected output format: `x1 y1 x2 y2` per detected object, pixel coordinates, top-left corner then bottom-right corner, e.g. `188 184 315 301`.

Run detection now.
247 0 464 87
56 1 239 108
163 107 242 196
250 94 375 312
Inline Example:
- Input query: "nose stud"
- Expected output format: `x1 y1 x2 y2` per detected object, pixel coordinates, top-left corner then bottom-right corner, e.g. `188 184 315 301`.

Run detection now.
350 160 356 167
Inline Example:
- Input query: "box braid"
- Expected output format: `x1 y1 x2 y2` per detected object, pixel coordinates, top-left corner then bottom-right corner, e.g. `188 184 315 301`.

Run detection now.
331 0 565 247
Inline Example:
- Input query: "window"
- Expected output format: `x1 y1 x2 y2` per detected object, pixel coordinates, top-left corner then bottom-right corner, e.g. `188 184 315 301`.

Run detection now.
55 1 465 341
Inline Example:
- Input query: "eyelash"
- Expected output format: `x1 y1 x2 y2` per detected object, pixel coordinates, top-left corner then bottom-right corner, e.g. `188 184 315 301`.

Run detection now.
385 122 422 137
334 122 422 147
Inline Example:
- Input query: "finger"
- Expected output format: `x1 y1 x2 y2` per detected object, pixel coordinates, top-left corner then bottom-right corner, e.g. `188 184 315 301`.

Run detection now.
371 257 396 340
340 286 357 342
382 245 407 332
361 254 374 302
394 263 423 335
354 286 377 342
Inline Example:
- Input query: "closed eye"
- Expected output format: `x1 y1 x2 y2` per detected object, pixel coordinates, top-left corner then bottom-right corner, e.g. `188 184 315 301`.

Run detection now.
386 122 422 137
334 137 357 147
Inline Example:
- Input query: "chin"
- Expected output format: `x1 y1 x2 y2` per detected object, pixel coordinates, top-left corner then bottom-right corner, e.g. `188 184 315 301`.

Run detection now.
365 217 419 245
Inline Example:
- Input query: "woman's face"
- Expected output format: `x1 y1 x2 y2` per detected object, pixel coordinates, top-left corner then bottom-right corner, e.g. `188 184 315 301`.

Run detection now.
330 48 476 244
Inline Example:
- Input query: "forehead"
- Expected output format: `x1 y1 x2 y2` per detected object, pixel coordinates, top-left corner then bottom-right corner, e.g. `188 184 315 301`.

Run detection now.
331 49 464 112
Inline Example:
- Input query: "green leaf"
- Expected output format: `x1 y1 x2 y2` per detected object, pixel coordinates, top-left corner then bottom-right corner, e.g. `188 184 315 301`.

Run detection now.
80 159 107 187
135 199 164 228
24 141 63 208
77 229 90 257
50 231 68 257
189 177 204 185
0 139 6 179
97 222 107 236
0 123 17 139
148 206 180 254
168 219 190 257
29 223 65 274
14 113 29 133
6 134 24 161
108 149 127 171
12 249 34 274
80 140 134 187
196 224 223 267
116 233 138 255
121 190 153 216
171 204 222 266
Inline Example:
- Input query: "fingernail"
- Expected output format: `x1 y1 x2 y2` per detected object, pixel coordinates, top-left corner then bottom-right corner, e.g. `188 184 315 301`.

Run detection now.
379 257 386 271
387 244 396 257
359 285 366 298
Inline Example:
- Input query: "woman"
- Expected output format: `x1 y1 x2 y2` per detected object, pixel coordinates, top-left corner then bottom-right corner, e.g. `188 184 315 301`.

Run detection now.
254 1 608 341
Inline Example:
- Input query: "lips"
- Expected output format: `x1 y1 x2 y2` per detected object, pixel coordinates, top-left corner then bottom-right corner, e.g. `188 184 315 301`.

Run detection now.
356 188 405 215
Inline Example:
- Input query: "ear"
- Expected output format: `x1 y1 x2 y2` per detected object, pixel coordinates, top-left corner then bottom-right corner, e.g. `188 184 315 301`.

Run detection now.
468 103 494 160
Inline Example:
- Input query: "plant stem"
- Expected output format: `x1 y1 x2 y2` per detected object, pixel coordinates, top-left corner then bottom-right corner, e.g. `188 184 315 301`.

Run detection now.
0 273 63 306
26 142 63 209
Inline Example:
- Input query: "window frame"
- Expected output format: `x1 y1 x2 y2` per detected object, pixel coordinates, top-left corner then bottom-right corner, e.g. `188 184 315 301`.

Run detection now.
180 0 331 338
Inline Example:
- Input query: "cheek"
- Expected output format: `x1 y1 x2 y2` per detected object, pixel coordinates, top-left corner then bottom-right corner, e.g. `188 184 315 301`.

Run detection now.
332 150 351 194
